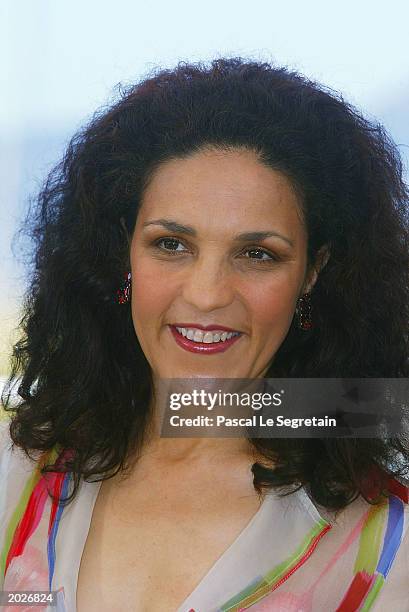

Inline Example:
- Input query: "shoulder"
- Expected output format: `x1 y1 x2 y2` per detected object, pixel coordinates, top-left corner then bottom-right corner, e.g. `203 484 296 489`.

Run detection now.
0 417 40 476
303 480 409 609
371 506 409 610
359 485 409 610
0 418 43 551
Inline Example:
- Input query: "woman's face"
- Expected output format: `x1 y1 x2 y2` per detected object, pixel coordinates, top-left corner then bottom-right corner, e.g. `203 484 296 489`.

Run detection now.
129 147 320 380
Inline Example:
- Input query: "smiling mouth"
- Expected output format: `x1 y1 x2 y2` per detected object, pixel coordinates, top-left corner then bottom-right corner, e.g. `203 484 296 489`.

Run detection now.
168 325 243 354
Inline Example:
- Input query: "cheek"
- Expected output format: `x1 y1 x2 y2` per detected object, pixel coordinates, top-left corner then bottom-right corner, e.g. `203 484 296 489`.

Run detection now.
245 278 297 329
130 257 173 324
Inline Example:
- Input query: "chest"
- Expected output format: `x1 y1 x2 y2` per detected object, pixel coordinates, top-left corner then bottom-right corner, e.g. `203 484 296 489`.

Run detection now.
76 482 261 612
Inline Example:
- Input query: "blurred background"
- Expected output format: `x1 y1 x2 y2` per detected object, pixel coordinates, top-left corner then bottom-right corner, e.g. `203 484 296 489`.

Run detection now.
1 0 408 388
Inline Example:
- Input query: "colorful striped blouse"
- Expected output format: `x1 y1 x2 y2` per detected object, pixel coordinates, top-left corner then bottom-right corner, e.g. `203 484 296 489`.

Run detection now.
0 419 408 611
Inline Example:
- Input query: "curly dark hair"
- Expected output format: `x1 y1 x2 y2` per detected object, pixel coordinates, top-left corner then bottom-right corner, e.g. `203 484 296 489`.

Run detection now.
2 57 409 511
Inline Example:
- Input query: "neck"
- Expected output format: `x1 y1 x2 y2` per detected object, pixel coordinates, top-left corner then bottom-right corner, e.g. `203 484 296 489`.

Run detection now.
140 376 260 465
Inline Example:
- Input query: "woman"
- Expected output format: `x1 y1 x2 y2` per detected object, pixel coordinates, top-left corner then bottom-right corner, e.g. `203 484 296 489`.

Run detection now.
1 57 408 611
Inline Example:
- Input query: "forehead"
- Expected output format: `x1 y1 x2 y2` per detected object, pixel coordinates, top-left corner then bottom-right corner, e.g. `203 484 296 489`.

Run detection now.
137 148 305 234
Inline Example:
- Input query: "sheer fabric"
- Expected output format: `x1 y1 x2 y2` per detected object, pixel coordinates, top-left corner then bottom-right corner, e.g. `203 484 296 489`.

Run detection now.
1 420 408 611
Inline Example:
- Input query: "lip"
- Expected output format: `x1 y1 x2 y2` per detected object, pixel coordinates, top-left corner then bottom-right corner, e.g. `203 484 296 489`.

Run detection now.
169 325 243 354
171 322 241 332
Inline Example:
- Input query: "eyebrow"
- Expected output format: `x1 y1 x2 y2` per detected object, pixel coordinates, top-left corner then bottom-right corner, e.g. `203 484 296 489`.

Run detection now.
142 218 294 247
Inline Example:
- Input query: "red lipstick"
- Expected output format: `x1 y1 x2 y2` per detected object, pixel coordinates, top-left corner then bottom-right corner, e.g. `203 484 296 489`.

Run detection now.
168 325 243 354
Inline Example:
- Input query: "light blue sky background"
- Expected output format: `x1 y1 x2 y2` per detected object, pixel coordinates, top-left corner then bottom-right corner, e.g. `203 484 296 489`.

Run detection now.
1 0 408 374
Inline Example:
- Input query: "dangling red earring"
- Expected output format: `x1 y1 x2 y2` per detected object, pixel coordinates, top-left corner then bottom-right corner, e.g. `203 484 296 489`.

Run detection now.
116 271 131 304
295 292 313 330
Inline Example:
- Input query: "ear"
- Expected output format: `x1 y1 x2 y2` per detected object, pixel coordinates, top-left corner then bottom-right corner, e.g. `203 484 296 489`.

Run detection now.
303 245 330 293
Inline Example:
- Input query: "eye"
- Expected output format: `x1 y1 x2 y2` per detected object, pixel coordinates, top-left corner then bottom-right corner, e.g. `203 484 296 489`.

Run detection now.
154 237 188 254
243 247 279 264
152 238 280 264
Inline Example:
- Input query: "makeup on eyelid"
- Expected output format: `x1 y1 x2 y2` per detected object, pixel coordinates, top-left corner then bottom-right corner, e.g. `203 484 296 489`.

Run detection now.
142 218 295 248
150 236 282 264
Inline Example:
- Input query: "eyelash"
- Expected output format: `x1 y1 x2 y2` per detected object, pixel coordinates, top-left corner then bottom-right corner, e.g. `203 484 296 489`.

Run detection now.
152 237 280 264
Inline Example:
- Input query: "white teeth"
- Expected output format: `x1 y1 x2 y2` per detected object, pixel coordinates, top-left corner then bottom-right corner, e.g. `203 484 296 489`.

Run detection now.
175 326 240 344
193 330 204 342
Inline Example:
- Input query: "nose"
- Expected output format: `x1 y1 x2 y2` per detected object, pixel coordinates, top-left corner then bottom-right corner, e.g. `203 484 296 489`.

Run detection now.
181 254 235 312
